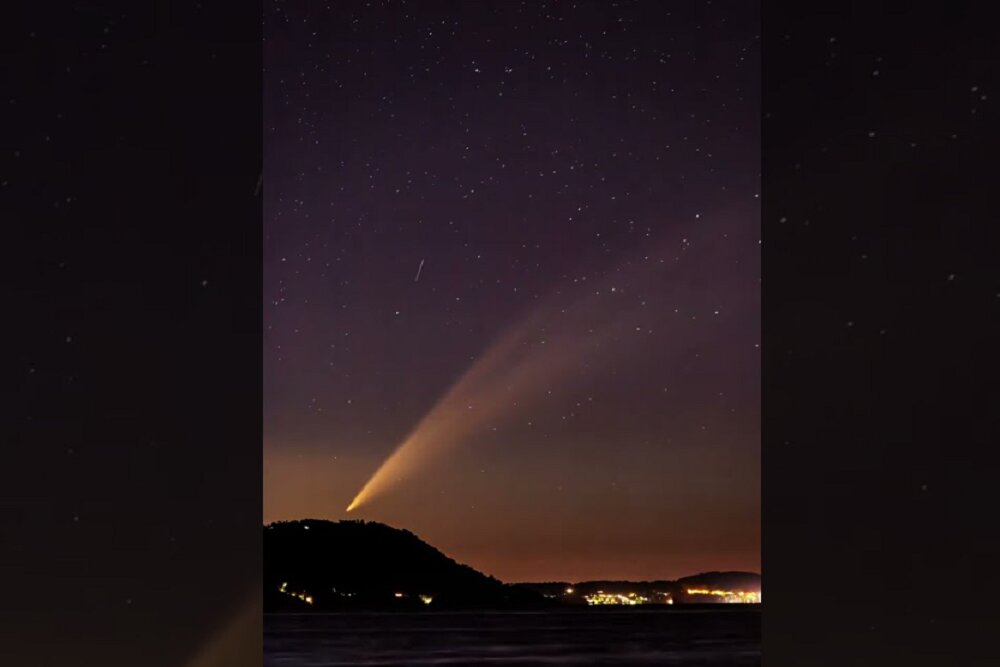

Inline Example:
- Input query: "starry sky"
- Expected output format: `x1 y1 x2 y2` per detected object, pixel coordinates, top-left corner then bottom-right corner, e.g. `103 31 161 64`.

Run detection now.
264 0 759 582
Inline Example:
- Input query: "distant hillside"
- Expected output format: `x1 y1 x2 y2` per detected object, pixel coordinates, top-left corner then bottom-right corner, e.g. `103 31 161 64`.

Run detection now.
677 571 761 591
264 519 548 611
516 572 761 605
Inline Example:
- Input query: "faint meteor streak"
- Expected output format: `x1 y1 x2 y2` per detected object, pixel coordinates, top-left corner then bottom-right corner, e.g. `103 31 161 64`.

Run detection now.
414 258 425 282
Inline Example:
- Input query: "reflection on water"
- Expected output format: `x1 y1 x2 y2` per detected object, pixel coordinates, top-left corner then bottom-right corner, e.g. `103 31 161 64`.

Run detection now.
265 609 760 666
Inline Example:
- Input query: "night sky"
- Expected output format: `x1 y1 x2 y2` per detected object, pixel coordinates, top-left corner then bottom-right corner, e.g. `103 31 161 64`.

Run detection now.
264 0 759 582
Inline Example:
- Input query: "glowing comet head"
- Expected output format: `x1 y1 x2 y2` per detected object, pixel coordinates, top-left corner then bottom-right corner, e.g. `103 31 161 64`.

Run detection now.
346 484 369 512
345 431 432 512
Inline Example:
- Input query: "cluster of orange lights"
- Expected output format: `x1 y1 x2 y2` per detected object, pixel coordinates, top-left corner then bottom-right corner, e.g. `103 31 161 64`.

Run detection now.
685 588 761 603
279 582 313 605
584 591 654 605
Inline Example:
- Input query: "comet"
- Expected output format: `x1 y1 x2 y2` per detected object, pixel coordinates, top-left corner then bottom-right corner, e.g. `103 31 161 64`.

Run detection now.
346 219 750 512
347 258 655 512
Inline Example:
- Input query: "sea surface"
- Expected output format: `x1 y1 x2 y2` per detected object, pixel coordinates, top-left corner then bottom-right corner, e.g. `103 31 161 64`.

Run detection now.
265 608 760 666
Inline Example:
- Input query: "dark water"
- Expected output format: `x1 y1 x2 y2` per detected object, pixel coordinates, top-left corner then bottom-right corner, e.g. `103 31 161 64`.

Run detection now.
265 608 760 666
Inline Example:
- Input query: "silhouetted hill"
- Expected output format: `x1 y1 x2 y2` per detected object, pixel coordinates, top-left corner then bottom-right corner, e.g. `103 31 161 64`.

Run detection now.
264 519 548 611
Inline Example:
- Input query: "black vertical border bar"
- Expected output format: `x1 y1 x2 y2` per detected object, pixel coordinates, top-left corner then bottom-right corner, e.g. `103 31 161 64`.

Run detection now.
763 2 999 665
2 3 262 666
